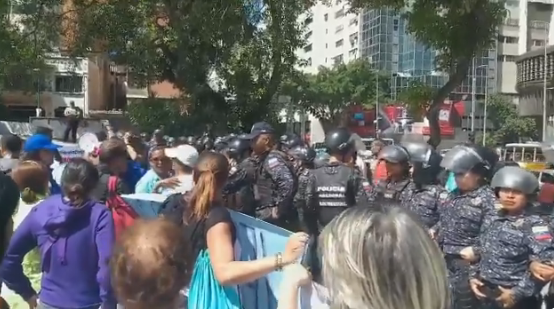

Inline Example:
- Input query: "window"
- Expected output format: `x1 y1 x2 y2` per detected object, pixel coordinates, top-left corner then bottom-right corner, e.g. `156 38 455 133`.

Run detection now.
305 31 312 39
54 75 83 93
304 44 312 52
336 39 344 47
505 55 517 62
326 43 328 48
335 8 344 18
349 17 358 26
349 48 358 59
304 17 313 25
333 54 344 65
335 25 344 33
393 19 399 31
307 57 312 66
326 29 328 34
350 32 358 46
533 39 545 46
506 36 518 44
324 14 328 21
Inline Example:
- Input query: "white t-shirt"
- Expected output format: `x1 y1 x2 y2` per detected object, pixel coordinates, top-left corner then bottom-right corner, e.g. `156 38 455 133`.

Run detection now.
64 107 79 117
159 175 194 195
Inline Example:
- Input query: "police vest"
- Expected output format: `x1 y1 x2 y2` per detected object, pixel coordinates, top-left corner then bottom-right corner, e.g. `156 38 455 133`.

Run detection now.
312 165 352 208
373 179 410 202
255 151 297 209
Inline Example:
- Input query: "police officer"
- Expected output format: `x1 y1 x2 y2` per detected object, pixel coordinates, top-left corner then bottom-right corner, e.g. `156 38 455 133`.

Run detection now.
280 133 303 152
223 136 257 216
402 141 446 228
435 145 498 309
246 122 297 227
150 129 165 147
185 135 196 146
468 166 552 309
310 127 367 229
214 136 228 152
289 145 317 233
367 145 412 203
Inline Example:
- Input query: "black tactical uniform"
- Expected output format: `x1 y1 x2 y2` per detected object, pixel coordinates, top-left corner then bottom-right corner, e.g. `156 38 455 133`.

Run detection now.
289 145 317 233
223 136 256 216
246 122 297 227
311 128 367 229
437 145 498 309
471 166 552 309
367 145 412 204
402 141 446 228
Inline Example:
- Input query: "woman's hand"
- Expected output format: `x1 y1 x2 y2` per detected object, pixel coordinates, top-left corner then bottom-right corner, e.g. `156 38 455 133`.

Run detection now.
530 261 554 282
283 232 309 264
155 177 181 190
283 264 312 287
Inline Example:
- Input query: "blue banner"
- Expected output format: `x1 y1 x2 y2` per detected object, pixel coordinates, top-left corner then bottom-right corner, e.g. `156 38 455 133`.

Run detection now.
121 194 326 309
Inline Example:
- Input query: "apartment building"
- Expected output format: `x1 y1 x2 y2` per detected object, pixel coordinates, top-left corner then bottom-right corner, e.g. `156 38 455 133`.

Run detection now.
297 1 361 74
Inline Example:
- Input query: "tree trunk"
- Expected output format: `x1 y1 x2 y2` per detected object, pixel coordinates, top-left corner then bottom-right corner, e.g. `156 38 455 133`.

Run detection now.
426 58 471 148
319 109 349 133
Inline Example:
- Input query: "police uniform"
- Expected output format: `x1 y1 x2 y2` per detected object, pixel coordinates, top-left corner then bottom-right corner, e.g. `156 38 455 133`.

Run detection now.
367 145 412 203
223 157 258 216
311 128 368 229
470 166 552 309
289 145 318 233
437 145 498 309
255 150 297 224
402 141 445 228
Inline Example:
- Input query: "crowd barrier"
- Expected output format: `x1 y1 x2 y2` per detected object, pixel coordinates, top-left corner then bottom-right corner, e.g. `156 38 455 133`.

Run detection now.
121 193 327 309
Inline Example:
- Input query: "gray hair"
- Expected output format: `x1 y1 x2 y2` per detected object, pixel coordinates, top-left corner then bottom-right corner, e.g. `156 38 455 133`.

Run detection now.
320 205 450 309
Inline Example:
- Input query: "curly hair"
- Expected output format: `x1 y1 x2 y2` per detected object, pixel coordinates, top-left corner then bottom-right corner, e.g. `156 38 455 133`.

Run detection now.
111 218 193 309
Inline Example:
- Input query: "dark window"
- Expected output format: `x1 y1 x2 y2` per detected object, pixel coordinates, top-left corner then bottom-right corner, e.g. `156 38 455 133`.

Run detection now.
54 75 83 93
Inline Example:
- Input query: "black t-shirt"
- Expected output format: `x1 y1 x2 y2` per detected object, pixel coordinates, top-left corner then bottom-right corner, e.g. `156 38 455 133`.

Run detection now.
159 193 236 259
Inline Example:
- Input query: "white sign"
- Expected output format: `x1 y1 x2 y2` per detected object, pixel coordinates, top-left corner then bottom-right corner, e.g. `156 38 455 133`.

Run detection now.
45 57 86 73
58 146 84 162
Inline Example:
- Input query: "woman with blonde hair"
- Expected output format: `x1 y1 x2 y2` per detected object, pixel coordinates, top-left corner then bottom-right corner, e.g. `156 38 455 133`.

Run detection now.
278 204 450 309
159 151 307 308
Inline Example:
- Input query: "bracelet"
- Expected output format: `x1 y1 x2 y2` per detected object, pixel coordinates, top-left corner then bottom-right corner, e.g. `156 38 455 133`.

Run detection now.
275 252 283 271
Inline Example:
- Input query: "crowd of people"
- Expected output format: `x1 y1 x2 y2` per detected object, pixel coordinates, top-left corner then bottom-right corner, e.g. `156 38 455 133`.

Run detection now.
0 121 552 309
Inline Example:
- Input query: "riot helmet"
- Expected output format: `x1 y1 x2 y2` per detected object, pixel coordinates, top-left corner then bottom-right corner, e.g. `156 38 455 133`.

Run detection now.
166 136 175 147
492 160 520 177
440 145 496 177
186 136 196 145
177 136 187 146
202 136 214 151
214 136 228 152
280 133 303 151
378 145 410 163
314 152 331 168
288 145 316 165
491 166 539 195
227 137 251 161
402 142 432 164
325 128 353 155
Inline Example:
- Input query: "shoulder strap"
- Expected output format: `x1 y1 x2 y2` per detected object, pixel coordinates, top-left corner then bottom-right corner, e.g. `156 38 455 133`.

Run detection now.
108 176 118 194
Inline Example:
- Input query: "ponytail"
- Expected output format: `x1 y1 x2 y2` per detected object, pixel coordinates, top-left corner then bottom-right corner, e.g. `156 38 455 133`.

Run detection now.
188 171 216 220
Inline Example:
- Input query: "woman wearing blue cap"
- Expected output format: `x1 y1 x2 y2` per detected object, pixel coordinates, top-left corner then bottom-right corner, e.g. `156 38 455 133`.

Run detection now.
21 134 62 195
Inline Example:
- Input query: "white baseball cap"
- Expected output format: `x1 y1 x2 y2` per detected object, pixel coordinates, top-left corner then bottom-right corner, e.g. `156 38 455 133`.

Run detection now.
165 145 199 167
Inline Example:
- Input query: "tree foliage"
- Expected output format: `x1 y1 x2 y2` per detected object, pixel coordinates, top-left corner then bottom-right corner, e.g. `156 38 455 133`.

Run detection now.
475 95 537 146
282 59 390 131
342 0 506 147
0 3 49 95
19 0 308 130
397 80 435 121
126 99 198 135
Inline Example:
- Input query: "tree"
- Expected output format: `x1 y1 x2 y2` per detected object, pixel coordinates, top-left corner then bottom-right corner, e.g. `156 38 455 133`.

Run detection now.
21 0 308 130
343 0 506 147
285 59 390 132
0 5 49 95
475 95 537 146
397 80 435 121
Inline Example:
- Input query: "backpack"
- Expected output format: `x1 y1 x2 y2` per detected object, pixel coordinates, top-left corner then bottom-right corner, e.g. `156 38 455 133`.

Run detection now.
106 176 138 238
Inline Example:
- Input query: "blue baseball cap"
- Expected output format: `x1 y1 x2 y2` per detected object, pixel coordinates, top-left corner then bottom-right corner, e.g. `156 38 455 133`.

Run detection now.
23 134 61 152
245 122 275 139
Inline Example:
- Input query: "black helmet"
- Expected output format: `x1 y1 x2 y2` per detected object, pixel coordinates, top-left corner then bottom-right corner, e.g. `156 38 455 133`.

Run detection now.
214 136 228 151
325 128 353 154
202 136 214 150
227 138 251 160
280 133 303 151
288 145 316 164
186 136 196 145
177 136 188 145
